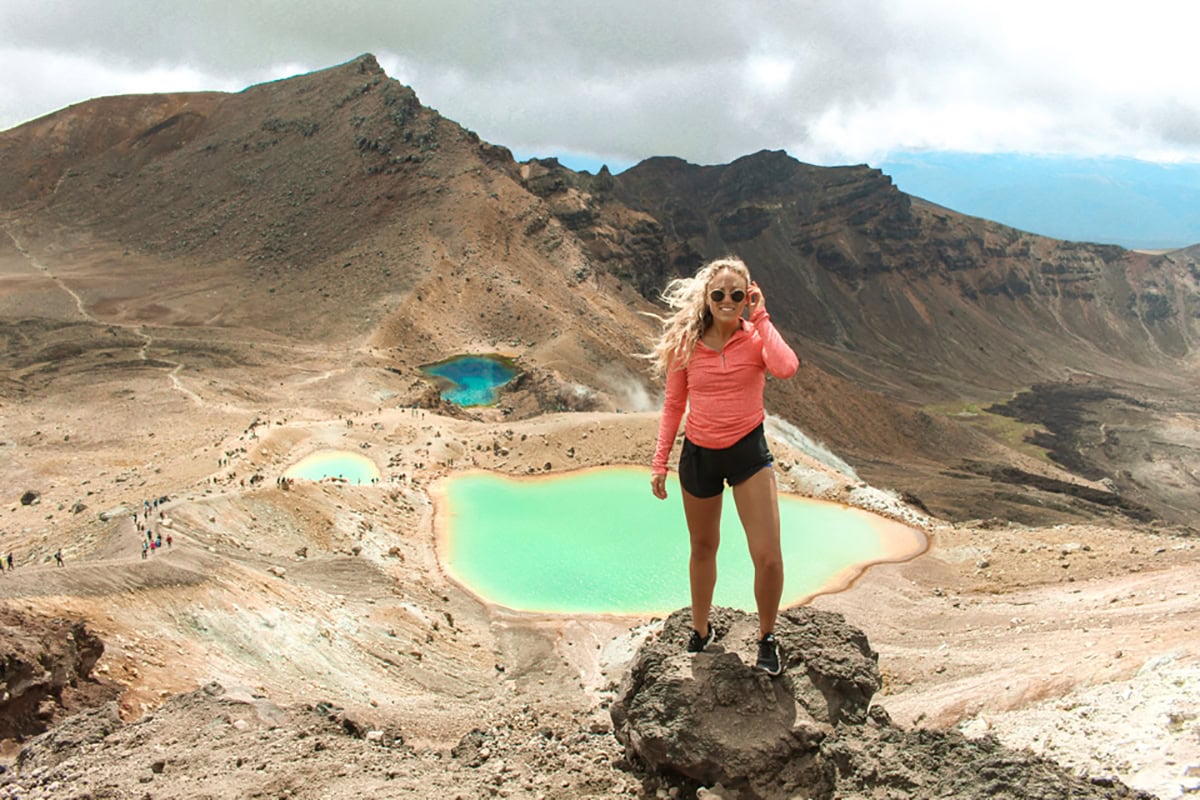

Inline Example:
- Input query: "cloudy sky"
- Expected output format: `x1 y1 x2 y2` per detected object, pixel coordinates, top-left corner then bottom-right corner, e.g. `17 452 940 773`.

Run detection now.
2 0 1199 172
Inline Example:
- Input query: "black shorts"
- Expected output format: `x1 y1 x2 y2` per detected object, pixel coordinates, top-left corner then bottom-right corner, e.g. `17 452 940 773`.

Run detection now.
678 423 773 498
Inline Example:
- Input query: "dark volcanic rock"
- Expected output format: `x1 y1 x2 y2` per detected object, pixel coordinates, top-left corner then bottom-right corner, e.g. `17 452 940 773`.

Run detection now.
611 607 1153 800
610 606 868 798
826 724 1157 800
0 609 110 742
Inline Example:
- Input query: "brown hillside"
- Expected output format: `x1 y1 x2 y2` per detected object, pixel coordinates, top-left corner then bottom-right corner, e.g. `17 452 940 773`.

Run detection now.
4 55 1200 525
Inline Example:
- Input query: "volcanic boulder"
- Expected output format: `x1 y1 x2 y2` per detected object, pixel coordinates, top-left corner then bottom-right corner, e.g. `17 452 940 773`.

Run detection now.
611 606 1153 800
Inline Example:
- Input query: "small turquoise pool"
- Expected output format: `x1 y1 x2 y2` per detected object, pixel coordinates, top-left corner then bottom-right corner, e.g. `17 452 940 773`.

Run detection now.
435 467 926 615
419 354 517 406
284 450 380 485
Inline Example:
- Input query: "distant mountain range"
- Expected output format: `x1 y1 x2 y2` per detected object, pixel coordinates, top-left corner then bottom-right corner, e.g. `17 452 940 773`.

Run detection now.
876 152 1200 251
539 151 1200 252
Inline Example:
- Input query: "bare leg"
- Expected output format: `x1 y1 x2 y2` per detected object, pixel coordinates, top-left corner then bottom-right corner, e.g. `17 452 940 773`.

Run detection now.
681 486 723 636
732 467 783 639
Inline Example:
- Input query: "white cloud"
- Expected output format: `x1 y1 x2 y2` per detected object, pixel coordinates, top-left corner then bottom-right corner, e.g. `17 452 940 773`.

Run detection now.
2 0 1200 166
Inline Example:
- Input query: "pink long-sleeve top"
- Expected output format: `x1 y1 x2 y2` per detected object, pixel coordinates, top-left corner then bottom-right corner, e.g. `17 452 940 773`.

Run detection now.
652 307 799 475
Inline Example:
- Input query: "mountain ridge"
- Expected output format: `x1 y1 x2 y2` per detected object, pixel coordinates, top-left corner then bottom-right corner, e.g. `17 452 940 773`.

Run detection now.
3 52 1199 525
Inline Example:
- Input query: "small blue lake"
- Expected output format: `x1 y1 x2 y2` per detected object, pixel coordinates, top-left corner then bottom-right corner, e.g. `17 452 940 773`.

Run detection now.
419 354 518 406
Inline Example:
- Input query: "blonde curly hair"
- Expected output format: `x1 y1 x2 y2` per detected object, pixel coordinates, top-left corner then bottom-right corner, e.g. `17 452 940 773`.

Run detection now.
645 256 752 376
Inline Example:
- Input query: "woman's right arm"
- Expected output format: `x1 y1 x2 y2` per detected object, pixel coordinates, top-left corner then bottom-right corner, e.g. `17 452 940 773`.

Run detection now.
650 365 688 496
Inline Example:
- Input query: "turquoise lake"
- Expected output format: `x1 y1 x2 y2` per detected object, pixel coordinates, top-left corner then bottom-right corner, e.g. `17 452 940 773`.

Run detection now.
283 450 381 485
419 354 518 406
436 467 926 615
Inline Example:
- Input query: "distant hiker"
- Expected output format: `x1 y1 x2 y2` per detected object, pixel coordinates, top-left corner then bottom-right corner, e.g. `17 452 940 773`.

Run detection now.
645 256 799 676
142 541 148 560
5 553 12 570
166 533 173 548
155 534 162 549
54 549 64 567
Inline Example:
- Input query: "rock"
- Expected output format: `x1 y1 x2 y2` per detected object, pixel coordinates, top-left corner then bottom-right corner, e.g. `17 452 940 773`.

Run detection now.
610 607 855 799
11 701 123 774
20 490 40 506
611 606 1155 800
71 621 105 678
98 505 130 522
340 715 367 738
452 728 494 767
0 610 108 743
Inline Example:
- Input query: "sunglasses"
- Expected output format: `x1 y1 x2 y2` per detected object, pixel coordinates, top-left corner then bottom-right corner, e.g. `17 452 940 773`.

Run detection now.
709 288 747 303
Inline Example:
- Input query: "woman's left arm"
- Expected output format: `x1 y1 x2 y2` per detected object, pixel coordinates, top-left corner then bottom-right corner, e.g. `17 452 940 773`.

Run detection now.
747 282 800 378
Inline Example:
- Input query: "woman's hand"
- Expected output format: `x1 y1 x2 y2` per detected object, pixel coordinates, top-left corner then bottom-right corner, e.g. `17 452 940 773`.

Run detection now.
747 281 765 315
650 472 668 500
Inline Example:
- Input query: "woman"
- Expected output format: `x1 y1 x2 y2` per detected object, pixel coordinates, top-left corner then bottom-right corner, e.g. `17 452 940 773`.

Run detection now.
648 256 800 675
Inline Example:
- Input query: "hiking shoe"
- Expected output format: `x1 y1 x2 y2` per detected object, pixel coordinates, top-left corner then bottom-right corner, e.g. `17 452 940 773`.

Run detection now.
686 623 716 653
757 633 783 676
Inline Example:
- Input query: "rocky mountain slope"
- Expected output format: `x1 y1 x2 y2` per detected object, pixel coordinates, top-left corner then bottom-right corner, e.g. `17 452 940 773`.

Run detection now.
4 54 1198 526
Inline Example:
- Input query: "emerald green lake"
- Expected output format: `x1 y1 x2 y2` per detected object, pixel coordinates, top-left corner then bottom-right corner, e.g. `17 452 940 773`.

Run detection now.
283 450 380 485
437 467 925 615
